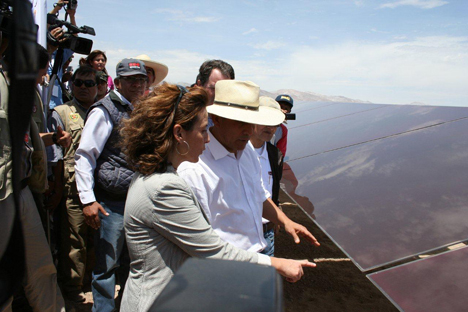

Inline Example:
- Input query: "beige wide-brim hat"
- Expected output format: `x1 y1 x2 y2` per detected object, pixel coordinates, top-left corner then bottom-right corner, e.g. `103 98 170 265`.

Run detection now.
134 54 169 87
207 80 285 126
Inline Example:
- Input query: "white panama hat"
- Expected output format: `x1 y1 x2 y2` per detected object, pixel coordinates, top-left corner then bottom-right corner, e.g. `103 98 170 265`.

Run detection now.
134 54 169 87
207 80 285 126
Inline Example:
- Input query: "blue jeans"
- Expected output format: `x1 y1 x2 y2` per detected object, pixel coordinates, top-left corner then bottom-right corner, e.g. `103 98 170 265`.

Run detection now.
260 229 275 257
91 198 128 312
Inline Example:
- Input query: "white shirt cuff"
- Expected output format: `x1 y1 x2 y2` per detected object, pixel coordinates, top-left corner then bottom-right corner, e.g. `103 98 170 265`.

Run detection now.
257 254 272 266
79 190 96 205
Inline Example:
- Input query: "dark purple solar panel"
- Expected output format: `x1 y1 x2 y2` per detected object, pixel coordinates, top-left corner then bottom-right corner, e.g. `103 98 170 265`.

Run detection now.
287 104 468 161
291 102 388 127
368 247 468 312
283 115 468 271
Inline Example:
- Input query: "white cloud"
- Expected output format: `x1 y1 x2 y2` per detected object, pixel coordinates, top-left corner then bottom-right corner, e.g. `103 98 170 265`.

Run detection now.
153 8 220 23
79 35 468 107
242 28 258 35
380 0 449 9
252 40 286 50
274 36 468 106
73 45 216 85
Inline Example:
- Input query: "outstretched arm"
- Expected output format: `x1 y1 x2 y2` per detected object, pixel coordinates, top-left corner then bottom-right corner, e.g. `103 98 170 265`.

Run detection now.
263 198 320 246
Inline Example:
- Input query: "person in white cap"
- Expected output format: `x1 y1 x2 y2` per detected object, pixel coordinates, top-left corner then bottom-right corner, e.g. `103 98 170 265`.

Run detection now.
135 54 168 95
178 80 319 254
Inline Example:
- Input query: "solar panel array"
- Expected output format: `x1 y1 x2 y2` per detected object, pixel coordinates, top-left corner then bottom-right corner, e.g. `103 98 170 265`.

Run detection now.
282 101 468 309
368 246 468 312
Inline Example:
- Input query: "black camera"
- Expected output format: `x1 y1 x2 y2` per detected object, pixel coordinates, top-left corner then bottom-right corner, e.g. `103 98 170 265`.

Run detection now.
285 113 296 120
0 0 12 33
47 13 94 54
66 0 78 11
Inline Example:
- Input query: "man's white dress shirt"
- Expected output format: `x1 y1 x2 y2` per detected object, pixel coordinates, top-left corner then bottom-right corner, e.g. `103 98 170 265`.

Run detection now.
74 90 130 204
178 129 270 252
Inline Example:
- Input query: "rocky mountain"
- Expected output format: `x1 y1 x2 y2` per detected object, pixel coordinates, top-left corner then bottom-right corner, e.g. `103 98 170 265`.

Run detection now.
175 82 371 104
260 89 371 103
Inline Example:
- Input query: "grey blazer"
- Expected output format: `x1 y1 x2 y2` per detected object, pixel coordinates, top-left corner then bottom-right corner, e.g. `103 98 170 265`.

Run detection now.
120 166 260 312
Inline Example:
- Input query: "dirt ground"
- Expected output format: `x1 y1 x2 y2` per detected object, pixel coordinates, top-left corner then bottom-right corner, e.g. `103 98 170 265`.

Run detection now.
276 191 398 312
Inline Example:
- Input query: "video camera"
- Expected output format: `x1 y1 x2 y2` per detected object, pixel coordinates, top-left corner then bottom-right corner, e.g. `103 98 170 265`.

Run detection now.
47 13 94 54
285 113 296 120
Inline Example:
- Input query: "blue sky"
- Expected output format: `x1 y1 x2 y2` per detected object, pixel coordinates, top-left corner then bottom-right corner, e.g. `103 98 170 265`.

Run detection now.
48 0 468 106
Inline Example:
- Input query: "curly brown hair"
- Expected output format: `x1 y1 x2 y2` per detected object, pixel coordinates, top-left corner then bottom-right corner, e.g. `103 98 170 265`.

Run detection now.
121 84 208 175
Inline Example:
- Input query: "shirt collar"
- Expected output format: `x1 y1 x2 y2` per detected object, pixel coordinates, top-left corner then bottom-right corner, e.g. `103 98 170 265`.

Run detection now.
112 89 132 106
255 142 268 160
207 128 244 161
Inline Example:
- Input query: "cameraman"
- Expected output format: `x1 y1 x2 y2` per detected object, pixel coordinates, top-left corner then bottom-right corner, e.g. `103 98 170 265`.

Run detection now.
47 0 76 110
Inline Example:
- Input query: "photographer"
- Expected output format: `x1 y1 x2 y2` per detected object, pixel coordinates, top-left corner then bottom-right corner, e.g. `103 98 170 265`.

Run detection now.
47 0 76 110
50 0 76 26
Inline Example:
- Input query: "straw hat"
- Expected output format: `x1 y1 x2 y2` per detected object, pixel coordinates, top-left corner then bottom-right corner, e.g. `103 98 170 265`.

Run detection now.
259 96 286 124
207 80 285 126
134 54 169 87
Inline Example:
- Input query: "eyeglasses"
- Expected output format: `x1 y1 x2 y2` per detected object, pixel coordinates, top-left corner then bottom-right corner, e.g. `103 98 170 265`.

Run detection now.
120 76 148 85
73 79 97 87
171 85 188 127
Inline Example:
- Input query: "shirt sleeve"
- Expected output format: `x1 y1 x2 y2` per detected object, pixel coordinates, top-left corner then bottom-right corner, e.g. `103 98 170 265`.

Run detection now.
74 107 113 204
276 124 288 157
256 154 272 200
107 76 114 91
151 176 268 265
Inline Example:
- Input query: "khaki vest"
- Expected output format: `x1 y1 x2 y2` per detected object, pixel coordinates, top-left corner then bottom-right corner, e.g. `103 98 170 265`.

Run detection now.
54 100 87 193
31 89 46 133
0 70 12 200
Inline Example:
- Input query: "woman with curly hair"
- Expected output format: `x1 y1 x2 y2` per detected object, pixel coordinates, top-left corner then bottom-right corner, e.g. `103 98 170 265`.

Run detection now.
120 84 315 312
80 50 114 91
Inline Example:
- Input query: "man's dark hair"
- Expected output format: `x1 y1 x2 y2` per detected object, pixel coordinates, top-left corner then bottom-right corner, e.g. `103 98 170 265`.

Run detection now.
37 44 50 69
197 59 234 86
72 65 97 82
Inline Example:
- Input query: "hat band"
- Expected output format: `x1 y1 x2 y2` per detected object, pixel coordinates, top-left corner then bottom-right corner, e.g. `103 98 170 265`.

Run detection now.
214 100 259 111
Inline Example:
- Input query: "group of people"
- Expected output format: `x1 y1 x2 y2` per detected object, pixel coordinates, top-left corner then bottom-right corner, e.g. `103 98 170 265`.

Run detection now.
0 2 317 312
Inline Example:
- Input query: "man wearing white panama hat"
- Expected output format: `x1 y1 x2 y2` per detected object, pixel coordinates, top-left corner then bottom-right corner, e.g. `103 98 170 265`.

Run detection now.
178 80 319 253
135 54 169 94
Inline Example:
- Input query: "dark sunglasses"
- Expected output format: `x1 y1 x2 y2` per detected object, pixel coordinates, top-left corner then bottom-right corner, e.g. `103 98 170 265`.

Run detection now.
120 76 148 84
73 79 96 87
